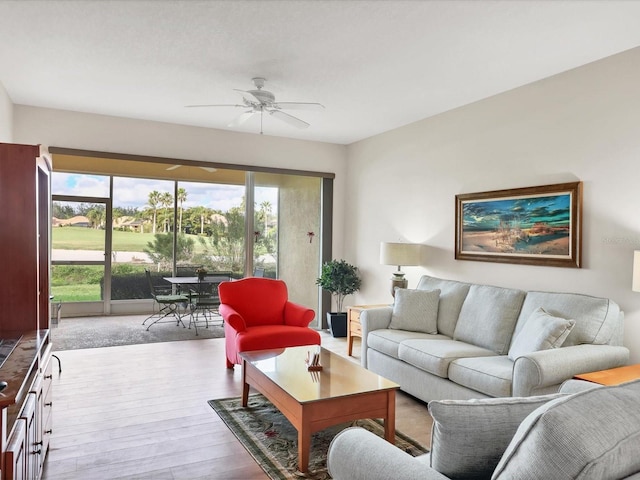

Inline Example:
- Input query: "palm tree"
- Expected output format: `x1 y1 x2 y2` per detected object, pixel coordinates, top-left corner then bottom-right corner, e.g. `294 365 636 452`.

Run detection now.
147 191 161 234
86 206 104 229
177 187 187 233
259 200 272 237
191 206 207 234
160 192 173 232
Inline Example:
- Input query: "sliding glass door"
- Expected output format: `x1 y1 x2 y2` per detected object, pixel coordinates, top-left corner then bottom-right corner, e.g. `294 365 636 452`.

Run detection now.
51 173 112 316
253 172 321 323
50 153 331 324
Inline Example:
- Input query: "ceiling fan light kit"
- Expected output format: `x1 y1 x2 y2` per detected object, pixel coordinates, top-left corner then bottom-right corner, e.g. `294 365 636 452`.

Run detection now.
187 77 324 134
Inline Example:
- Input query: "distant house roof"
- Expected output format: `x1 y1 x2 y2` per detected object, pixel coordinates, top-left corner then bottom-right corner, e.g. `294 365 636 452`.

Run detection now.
52 215 91 227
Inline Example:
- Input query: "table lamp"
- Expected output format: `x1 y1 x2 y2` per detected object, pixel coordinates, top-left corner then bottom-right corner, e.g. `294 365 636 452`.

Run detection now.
633 251 640 292
380 242 421 298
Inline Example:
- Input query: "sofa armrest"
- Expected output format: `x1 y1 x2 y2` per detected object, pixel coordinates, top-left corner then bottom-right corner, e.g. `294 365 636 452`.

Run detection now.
359 307 393 368
219 304 247 332
283 301 315 327
328 427 447 480
512 344 629 396
559 379 603 394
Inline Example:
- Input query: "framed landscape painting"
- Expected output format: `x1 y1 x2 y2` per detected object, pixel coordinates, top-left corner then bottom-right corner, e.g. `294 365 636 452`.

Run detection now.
455 182 582 268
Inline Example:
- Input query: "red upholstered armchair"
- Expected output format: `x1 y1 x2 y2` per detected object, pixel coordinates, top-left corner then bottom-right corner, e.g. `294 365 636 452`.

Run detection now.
219 277 321 368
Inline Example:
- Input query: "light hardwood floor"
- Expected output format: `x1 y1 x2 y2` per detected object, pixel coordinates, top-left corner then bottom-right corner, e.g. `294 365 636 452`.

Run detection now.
42 325 432 480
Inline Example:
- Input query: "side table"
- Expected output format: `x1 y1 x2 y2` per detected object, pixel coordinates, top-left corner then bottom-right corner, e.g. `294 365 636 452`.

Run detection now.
573 364 640 386
347 304 389 356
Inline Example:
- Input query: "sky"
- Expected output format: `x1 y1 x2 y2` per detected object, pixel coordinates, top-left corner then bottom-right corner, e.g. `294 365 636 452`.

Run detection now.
52 173 277 212
462 193 571 231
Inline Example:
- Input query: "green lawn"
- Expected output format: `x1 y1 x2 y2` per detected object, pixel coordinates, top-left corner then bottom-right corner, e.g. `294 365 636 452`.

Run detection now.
51 284 102 302
52 226 207 252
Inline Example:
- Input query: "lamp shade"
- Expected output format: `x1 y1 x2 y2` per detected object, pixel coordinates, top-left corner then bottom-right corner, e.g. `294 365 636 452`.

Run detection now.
380 242 421 266
633 251 640 292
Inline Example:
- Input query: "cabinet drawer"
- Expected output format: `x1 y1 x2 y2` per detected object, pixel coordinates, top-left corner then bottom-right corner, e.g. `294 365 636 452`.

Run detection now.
5 418 27 480
41 352 53 399
42 388 53 467
349 321 362 336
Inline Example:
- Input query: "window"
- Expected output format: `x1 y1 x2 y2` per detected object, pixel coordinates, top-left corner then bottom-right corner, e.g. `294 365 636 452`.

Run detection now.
50 152 332 324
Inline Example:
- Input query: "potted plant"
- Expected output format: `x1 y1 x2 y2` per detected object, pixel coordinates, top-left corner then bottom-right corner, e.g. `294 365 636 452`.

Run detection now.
316 259 362 337
195 267 207 281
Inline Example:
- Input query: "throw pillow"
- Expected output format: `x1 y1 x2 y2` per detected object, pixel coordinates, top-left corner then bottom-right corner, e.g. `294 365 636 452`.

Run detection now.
428 393 567 480
453 284 525 355
389 288 440 334
492 380 640 480
507 307 575 361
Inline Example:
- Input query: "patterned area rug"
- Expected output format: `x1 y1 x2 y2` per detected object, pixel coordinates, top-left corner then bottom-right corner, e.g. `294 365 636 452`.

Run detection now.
208 394 428 480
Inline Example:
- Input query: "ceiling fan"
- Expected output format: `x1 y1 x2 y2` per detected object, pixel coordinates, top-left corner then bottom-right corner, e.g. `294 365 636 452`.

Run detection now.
166 165 217 173
186 77 324 134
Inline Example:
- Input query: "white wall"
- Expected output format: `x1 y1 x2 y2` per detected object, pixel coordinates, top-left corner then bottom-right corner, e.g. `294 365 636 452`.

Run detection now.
345 47 640 363
0 81 13 142
13 106 348 262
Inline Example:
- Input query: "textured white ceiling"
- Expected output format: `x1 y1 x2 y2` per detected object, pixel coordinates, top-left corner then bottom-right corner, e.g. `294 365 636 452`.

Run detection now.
1 0 639 145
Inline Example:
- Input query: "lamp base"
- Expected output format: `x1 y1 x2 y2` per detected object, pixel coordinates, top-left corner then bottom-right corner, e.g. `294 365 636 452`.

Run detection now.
390 275 408 298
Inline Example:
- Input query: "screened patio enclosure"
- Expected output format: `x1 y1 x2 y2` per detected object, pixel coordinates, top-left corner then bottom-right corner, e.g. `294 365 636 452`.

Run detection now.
50 149 333 327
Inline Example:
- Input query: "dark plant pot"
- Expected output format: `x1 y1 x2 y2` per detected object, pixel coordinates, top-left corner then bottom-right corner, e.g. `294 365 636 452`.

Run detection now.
327 312 347 338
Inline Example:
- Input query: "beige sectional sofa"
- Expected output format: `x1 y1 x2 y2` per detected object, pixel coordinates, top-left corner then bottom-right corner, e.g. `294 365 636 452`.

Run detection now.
360 275 629 402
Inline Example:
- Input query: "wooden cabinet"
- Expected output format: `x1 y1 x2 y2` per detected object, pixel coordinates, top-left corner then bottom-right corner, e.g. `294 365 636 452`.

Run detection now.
36 348 53 475
1 335 52 480
4 419 27 480
0 143 52 480
0 142 51 332
347 304 389 356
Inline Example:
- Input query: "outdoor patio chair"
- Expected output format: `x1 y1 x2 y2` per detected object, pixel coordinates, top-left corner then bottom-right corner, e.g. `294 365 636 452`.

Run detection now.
143 269 189 330
187 273 230 335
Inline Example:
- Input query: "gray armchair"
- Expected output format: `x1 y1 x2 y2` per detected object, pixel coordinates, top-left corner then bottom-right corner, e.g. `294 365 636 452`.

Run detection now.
328 379 640 480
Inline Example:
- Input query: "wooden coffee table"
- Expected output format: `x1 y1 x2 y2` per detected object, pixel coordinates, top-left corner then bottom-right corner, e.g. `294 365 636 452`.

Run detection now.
240 345 399 473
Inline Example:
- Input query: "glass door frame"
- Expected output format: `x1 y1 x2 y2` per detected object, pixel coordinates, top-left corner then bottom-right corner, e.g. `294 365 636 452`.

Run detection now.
51 193 113 316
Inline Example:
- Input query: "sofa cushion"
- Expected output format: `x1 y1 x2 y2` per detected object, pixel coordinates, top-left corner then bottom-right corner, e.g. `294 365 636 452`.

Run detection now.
507 307 575 360
399 339 496 378
417 276 471 337
514 291 621 347
454 284 525 354
389 288 440 334
492 379 640 480
448 355 514 397
368 329 450 360
429 393 566 480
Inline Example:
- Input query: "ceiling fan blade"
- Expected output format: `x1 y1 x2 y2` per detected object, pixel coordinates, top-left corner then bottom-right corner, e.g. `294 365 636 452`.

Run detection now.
228 111 256 127
185 104 244 108
166 164 216 173
269 110 310 129
233 89 261 104
274 102 325 111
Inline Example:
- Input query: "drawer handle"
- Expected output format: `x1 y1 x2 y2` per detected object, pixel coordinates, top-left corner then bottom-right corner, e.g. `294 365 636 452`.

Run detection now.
45 429 52 434
44 374 53 380
45 402 53 407
32 449 42 455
